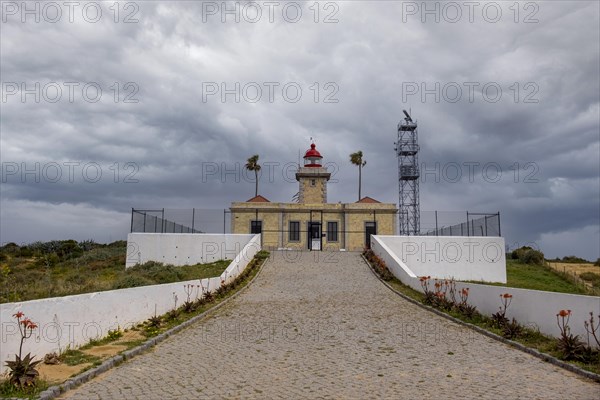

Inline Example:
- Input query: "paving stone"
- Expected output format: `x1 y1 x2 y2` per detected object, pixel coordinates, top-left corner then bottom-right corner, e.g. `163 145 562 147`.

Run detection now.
60 251 599 399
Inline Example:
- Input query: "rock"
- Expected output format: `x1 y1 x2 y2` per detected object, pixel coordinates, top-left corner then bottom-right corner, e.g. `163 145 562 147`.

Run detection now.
44 352 60 365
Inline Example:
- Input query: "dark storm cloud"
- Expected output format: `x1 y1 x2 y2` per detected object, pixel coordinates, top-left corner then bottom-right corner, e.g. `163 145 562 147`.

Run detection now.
1 1 598 260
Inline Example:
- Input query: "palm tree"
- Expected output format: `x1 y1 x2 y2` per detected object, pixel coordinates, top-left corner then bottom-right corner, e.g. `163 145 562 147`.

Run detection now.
245 154 261 197
350 151 366 201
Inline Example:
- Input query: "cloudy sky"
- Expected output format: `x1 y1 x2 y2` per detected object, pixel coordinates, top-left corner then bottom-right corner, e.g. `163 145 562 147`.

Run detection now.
1 1 598 260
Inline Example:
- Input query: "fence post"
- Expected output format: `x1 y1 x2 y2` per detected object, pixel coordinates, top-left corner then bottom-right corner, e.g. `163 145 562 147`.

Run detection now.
161 209 165 233
435 211 438 236
143 212 147 232
466 211 469 236
497 212 501 236
130 208 134 233
192 208 195 233
484 215 488 236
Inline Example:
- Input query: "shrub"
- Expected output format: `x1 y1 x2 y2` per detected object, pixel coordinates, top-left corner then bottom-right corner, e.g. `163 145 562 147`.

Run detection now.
521 249 545 265
129 262 185 283
37 253 60 267
561 255 590 263
107 240 127 248
363 250 393 281
511 246 544 265
107 328 122 341
556 310 586 361
491 293 512 329
18 247 33 257
511 246 532 260
111 275 154 289
579 272 600 284
1 243 20 255
56 240 83 260
502 318 523 339
79 239 97 251
457 303 478 319
147 315 161 328
256 250 270 260
4 312 41 388
584 312 600 348
202 290 214 303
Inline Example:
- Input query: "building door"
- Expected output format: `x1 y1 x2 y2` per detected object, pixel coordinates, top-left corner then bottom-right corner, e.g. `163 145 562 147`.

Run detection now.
308 222 321 251
365 221 377 249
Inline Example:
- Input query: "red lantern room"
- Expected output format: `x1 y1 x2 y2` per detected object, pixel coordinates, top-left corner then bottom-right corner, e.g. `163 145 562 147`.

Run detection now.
303 143 323 167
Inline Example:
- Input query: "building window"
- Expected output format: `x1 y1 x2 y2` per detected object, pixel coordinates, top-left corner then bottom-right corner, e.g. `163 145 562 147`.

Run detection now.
250 220 262 234
310 179 316 186
327 221 338 242
289 221 300 242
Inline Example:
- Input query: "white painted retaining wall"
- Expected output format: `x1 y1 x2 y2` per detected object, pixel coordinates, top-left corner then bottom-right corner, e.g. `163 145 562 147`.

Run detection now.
374 235 507 283
125 233 256 268
372 235 600 341
0 234 261 372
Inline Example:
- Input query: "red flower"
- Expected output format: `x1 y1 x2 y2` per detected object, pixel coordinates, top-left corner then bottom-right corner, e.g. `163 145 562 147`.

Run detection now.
13 311 24 319
502 293 513 299
558 309 571 317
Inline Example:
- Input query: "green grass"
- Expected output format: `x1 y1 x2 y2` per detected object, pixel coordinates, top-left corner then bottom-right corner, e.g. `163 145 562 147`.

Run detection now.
467 260 593 295
59 349 101 366
0 378 49 399
0 244 230 303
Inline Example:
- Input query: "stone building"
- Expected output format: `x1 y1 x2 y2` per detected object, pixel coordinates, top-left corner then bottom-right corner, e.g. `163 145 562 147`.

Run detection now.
230 143 397 251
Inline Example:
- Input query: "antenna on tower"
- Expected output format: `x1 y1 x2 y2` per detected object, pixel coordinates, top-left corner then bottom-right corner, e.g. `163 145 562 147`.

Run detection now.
396 110 420 235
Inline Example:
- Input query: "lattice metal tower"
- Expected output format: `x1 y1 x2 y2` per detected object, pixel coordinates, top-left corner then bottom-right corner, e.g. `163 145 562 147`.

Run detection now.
395 110 420 235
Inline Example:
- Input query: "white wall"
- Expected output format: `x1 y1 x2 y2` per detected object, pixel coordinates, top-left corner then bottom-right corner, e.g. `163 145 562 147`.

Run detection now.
126 233 255 268
372 235 600 341
0 234 261 372
219 234 261 285
375 235 507 283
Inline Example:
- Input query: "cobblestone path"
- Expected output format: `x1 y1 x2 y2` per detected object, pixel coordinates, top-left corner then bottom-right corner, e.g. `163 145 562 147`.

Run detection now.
60 251 599 399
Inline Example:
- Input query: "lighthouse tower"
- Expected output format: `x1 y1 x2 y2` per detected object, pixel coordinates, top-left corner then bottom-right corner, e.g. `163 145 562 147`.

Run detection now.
295 143 331 204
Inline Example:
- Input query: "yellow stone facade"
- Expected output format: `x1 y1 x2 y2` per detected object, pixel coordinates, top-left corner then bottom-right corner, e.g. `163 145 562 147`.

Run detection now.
230 144 397 251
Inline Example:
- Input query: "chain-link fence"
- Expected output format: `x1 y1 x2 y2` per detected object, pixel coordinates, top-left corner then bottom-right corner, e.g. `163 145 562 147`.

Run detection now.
420 211 500 237
131 208 500 237
130 209 232 234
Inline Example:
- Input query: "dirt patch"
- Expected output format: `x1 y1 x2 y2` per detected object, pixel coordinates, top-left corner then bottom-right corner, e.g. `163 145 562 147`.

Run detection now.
115 329 145 343
82 344 127 358
35 331 144 386
37 363 92 384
